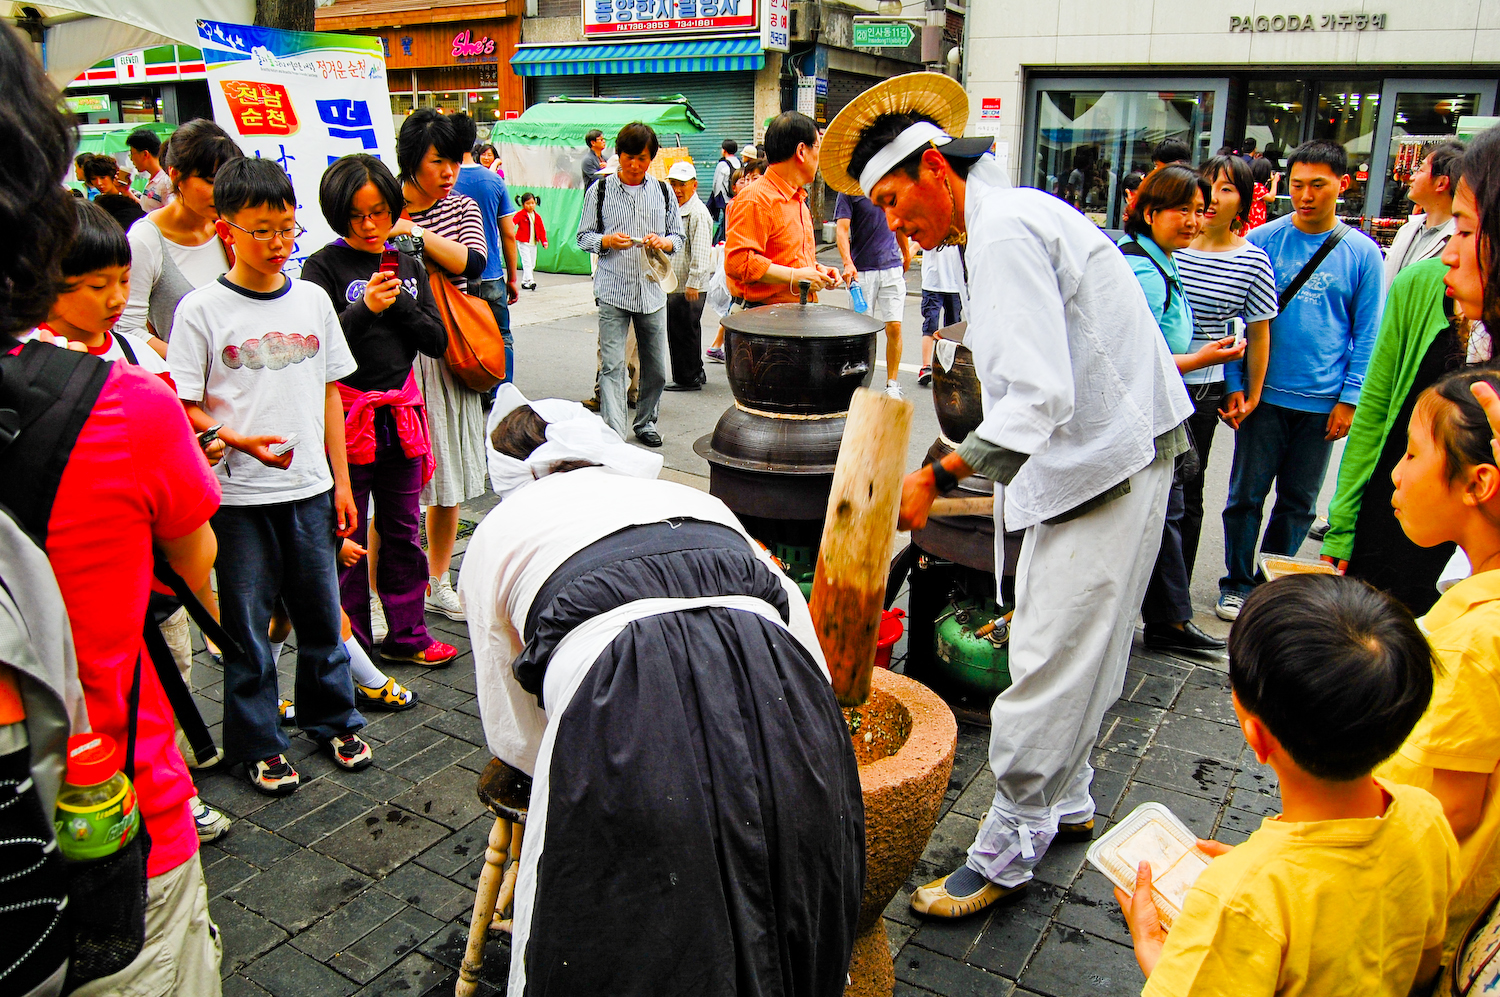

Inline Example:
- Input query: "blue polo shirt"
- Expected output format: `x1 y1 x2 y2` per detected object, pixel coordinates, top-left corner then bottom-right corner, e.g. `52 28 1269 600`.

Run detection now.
834 193 902 272
453 163 515 282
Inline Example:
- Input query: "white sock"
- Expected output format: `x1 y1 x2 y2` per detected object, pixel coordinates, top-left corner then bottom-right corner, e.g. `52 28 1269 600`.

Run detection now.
345 637 387 689
269 640 284 663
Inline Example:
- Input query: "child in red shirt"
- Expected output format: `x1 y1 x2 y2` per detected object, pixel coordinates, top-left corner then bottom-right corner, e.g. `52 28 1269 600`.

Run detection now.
513 191 547 290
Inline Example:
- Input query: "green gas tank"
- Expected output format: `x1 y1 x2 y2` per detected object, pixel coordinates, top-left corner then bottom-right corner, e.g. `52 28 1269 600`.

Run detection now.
933 597 1013 697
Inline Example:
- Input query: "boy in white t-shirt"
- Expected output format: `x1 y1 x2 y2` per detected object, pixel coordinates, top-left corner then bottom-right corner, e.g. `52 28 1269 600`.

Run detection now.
918 244 964 386
168 158 372 796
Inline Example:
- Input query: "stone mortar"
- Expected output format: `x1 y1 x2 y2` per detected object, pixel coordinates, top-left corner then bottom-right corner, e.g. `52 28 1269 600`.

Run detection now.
843 667 958 995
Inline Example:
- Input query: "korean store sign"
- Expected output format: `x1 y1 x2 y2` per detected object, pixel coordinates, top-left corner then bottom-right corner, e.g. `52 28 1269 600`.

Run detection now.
583 0 757 37
198 19 397 278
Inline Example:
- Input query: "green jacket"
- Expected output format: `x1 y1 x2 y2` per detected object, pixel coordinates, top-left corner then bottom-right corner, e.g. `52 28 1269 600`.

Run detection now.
1322 258 1452 562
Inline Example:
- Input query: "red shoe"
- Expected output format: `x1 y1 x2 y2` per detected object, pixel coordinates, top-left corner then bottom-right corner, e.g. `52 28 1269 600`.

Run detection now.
382 640 458 667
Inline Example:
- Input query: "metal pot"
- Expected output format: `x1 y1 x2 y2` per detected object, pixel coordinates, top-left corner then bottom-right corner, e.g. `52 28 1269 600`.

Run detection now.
721 301 881 415
930 324 982 443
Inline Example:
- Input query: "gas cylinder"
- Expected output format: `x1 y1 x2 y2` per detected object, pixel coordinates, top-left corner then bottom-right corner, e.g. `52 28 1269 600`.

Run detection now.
933 596 1012 696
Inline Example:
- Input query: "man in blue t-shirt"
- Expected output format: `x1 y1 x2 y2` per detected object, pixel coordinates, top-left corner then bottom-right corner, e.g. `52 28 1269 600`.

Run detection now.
452 113 518 382
1217 139 1384 620
835 192 910 398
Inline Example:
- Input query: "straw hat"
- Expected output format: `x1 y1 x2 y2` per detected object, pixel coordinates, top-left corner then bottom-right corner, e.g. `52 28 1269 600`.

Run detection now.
821 72 970 196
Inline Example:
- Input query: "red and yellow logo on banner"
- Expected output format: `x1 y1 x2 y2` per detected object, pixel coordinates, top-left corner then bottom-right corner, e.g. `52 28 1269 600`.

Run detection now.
219 80 299 136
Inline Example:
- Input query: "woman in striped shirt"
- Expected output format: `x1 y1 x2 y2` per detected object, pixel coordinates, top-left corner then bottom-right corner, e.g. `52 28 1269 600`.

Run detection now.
1175 155 1278 586
392 109 490 623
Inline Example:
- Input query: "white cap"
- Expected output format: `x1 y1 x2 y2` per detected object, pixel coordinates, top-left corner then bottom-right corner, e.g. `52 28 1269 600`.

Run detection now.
666 161 697 182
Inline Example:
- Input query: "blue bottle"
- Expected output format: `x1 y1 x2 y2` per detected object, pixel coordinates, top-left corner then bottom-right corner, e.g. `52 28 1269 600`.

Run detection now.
849 281 868 314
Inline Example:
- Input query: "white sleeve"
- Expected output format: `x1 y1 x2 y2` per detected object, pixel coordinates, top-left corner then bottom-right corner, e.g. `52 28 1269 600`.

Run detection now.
119 219 163 340
165 292 211 403
965 218 1077 455
318 292 359 382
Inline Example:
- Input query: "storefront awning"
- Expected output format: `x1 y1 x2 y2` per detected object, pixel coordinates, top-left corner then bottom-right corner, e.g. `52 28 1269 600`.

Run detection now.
511 36 763 77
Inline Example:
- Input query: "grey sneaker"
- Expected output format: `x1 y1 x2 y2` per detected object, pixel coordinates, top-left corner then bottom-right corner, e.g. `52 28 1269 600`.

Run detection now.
425 575 465 621
370 593 388 643
1216 592 1245 621
191 796 231 843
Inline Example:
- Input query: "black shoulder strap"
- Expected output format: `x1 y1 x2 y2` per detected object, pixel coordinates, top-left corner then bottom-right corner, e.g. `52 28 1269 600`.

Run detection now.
112 332 138 365
0 342 112 545
595 175 606 238
1119 239 1173 317
150 551 237 766
659 178 672 212
1278 222 1349 312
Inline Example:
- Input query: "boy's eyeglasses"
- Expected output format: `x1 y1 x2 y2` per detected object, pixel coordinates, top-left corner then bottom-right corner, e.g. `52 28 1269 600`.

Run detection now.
223 220 306 242
349 208 392 225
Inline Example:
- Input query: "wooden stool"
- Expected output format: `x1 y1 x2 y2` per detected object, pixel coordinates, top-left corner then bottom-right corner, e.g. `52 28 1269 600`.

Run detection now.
456 758 532 997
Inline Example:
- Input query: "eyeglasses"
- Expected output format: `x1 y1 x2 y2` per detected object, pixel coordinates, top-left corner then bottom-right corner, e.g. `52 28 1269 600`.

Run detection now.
223 220 306 242
349 208 392 225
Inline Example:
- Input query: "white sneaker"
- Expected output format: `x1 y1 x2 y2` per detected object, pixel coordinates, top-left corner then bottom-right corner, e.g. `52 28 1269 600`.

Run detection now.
425 575 465 621
885 380 904 400
176 729 224 770
1216 592 1245 621
191 795 231 842
370 593 388 643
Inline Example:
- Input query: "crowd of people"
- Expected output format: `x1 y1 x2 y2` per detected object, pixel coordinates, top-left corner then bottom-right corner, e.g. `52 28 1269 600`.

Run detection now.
5 15 1500 992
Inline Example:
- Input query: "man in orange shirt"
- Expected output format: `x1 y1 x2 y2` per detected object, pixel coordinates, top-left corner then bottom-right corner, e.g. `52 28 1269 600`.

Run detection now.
725 111 841 306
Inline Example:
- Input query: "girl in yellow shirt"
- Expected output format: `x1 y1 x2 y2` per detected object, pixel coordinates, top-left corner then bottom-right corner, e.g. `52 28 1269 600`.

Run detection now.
1385 367 1500 955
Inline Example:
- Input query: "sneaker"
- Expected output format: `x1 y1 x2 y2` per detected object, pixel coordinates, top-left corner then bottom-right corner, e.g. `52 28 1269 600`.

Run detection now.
885 380 904 400
917 365 933 386
248 754 300 796
705 346 726 363
1216 592 1245 621
325 733 374 771
425 575 465 622
356 677 421 711
278 699 296 726
1308 518 1330 542
191 795 232 842
176 729 225 770
370 594 388 644
380 640 458 667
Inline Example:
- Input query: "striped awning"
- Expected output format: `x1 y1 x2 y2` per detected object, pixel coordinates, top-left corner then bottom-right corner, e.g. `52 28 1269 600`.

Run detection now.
510 36 764 77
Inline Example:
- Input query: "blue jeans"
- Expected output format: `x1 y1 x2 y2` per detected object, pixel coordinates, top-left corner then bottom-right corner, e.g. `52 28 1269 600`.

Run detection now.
213 490 364 762
1220 402 1335 596
598 300 667 439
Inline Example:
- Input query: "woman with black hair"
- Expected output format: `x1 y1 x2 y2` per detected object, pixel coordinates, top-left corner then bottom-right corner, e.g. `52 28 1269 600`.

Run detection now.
391 109 491 622
1120 164 1245 655
302 154 456 672
1175 154 1278 585
1319 125 1499 611
118 118 242 355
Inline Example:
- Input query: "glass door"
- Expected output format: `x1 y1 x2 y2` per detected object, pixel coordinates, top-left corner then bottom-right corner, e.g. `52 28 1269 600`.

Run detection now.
1367 79 1497 243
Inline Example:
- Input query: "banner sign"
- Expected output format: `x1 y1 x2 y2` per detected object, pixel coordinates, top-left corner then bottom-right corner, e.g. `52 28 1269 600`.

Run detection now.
198 19 398 277
583 0 757 38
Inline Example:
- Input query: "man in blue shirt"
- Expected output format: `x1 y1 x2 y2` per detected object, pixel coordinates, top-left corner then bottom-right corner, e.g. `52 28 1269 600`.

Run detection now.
835 191 911 398
1217 139 1384 620
452 113 519 381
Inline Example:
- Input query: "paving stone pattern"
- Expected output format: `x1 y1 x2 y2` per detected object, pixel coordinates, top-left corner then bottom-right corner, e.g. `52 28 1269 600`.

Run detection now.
192 529 1275 997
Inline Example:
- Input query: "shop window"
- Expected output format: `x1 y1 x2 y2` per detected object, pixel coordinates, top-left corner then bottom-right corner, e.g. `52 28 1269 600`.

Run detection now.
1244 81 1303 164
1028 87 1216 230
1311 81 1381 220
1379 92 1481 222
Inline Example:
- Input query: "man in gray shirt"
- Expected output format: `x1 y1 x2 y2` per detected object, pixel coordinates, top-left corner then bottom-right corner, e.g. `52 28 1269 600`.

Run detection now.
582 128 607 190
576 122 684 447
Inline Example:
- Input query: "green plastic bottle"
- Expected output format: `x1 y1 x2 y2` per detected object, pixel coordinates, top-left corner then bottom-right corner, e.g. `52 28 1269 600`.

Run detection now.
54 732 140 862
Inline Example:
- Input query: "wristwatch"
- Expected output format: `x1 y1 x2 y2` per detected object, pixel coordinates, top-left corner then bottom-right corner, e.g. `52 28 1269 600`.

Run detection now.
409 224 425 240
928 459 958 494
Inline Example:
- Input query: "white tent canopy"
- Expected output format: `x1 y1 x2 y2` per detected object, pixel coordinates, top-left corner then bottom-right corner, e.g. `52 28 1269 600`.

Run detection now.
4 1 254 87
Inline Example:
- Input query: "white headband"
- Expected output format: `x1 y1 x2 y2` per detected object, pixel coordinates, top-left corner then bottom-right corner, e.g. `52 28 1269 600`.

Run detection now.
859 121 952 196
485 383 662 500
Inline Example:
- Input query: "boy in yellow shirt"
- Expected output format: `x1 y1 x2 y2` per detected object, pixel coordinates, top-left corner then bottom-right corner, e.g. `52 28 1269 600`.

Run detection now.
1380 368 1500 957
1117 573 1459 996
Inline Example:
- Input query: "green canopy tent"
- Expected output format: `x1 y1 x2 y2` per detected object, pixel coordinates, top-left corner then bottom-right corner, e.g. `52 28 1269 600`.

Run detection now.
491 96 704 275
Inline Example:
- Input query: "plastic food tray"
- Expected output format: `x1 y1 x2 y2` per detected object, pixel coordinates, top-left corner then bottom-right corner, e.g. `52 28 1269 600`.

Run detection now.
1085 802 1212 929
1260 554 1338 581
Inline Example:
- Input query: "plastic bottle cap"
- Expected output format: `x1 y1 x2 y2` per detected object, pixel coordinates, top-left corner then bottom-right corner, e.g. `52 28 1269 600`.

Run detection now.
66 732 121 786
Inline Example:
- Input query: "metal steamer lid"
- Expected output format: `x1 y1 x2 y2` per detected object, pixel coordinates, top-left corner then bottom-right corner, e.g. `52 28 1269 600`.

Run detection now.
722 300 884 339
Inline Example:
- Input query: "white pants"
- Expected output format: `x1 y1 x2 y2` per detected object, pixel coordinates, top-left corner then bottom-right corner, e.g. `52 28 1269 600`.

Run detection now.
966 455 1173 888
519 242 538 285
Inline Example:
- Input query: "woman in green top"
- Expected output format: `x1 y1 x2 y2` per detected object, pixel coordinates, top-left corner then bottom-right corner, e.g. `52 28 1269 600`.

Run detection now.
1320 257 1466 613
1120 165 1246 653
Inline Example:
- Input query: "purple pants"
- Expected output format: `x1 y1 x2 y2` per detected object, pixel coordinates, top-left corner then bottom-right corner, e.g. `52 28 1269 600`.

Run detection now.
341 408 430 656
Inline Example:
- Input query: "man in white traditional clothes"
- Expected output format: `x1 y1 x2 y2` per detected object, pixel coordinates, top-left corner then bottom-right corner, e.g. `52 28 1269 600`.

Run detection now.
820 74 1194 918
458 384 864 996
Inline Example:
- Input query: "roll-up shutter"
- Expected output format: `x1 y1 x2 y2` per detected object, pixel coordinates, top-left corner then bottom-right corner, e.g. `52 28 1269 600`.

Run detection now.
826 70 884 124
529 74 595 107
596 71 756 181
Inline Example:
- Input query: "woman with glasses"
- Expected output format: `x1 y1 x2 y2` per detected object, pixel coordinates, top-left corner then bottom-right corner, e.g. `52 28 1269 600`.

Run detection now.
302 154 457 675
392 109 491 623
118 118 243 356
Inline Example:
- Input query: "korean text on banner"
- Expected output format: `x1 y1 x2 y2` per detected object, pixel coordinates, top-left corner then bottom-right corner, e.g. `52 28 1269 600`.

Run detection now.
198 19 398 278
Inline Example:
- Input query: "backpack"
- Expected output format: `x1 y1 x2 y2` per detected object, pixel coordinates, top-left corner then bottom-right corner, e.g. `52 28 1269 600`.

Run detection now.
1118 238 1175 319
594 173 674 240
